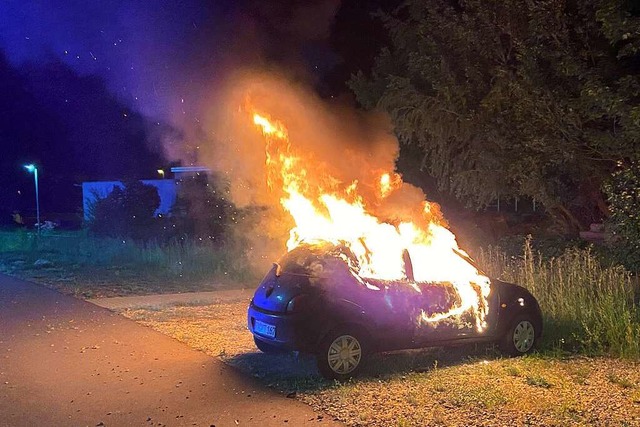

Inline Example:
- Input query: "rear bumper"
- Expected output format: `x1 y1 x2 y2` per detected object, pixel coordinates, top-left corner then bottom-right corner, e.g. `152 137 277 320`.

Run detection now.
247 302 316 352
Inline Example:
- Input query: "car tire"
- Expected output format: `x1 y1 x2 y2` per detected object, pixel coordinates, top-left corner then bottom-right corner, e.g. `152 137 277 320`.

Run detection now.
316 327 368 381
254 336 288 354
500 315 538 356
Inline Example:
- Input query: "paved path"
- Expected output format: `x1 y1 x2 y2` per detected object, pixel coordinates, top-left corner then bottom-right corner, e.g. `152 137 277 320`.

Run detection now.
0 275 339 426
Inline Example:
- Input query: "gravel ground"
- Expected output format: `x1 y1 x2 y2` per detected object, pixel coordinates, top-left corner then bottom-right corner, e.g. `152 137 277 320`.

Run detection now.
121 301 640 427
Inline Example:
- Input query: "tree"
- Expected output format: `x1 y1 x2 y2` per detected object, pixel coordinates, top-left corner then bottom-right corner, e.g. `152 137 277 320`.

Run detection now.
350 0 640 231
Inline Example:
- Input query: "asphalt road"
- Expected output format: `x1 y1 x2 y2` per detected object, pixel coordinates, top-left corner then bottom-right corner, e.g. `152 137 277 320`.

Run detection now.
0 275 340 426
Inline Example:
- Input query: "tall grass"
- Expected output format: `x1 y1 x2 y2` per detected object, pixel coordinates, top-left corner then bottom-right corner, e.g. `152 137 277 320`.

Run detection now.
0 229 256 284
478 238 640 358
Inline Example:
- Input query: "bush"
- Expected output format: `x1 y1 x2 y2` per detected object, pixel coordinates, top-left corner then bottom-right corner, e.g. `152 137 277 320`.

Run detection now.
603 161 640 271
166 174 235 243
87 181 160 242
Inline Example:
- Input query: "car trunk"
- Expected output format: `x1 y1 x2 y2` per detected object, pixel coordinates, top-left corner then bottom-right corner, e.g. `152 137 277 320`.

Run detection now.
251 263 310 313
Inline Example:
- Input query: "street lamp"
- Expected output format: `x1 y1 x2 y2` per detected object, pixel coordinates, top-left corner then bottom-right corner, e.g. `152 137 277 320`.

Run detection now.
157 169 165 179
24 164 40 233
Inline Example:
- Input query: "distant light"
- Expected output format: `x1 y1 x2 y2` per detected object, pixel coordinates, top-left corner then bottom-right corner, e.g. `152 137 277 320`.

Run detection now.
170 166 210 173
24 164 36 173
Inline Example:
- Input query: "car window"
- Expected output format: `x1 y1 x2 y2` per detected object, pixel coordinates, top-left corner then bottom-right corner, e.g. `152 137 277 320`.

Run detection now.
278 243 360 276
278 246 321 274
279 244 419 284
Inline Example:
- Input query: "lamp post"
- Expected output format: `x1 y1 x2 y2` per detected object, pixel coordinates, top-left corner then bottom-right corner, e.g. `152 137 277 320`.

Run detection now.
24 164 40 233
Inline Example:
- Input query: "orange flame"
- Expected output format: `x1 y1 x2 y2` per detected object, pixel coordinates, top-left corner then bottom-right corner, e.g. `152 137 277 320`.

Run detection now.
252 111 491 331
379 172 401 198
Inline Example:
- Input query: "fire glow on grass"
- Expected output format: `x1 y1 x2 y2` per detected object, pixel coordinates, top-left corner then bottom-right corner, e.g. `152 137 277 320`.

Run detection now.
252 111 491 332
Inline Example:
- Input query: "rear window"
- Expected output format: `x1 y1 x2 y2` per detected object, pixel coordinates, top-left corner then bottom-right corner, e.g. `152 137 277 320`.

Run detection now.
278 243 359 276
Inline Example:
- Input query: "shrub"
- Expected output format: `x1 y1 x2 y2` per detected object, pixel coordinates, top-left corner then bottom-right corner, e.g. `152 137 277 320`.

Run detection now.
603 161 640 272
87 181 160 242
166 174 235 243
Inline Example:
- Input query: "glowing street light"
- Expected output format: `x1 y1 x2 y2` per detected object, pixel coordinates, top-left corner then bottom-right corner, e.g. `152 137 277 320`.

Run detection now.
157 169 165 179
23 164 40 233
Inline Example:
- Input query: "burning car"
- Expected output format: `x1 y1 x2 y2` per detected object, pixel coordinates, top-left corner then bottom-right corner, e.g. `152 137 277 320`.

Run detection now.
248 242 542 380
240 108 542 379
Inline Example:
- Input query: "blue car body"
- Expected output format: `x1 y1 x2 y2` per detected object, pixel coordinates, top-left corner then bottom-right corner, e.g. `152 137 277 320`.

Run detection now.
248 243 542 361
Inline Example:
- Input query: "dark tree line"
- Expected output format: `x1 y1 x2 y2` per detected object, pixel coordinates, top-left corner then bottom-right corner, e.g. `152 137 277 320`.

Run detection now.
350 0 640 232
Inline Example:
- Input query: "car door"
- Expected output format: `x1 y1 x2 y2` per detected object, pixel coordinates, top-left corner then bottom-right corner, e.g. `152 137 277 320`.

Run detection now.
359 276 418 351
368 249 458 349
404 249 488 345
411 280 474 343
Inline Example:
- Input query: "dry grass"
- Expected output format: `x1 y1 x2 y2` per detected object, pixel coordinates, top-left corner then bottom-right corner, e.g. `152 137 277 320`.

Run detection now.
120 301 640 427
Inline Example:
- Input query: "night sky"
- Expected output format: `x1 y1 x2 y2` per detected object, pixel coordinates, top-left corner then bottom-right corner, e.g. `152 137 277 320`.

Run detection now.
0 0 399 225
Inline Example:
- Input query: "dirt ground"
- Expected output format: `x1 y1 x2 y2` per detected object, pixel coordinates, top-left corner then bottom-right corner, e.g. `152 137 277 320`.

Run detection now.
120 301 640 427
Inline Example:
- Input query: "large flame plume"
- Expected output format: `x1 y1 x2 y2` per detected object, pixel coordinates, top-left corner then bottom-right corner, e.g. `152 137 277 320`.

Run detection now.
249 109 491 331
200 71 490 331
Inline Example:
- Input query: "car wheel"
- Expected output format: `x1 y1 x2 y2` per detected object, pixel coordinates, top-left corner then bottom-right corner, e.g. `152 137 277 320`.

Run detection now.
254 336 288 354
316 328 368 381
500 315 537 356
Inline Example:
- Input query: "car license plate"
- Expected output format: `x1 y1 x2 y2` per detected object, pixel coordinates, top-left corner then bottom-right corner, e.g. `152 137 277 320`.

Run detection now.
254 320 276 338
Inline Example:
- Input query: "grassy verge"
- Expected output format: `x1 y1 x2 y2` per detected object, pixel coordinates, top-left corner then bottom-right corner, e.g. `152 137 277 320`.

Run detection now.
478 238 640 358
0 229 257 297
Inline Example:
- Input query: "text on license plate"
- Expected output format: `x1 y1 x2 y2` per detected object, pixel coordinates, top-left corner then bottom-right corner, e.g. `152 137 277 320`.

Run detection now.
254 320 276 338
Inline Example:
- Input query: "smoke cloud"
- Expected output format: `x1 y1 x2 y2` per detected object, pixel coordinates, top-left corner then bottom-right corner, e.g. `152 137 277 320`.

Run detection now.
191 69 443 267
1 0 446 270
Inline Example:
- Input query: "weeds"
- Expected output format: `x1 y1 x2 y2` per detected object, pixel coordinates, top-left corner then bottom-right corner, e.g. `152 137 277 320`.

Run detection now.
479 238 640 359
525 375 552 388
0 229 257 294
566 365 591 385
607 373 636 389
430 360 447 392
504 365 521 377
